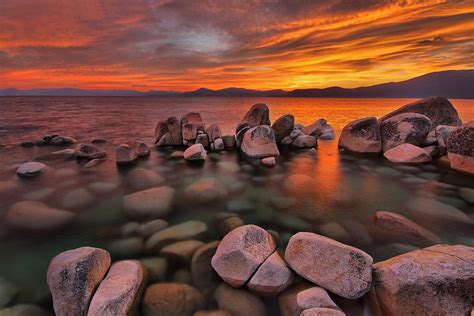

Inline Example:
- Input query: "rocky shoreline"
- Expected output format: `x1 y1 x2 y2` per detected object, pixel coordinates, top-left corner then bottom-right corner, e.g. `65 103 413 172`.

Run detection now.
2 97 474 315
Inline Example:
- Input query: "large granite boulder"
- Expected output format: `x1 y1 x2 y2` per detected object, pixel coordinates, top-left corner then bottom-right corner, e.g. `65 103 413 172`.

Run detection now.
372 244 474 315
47 247 111 316
285 232 373 299
383 143 432 164
6 201 75 231
183 144 207 161
88 260 145 316
380 97 462 128
214 283 266 316
123 186 175 219
380 113 432 152
240 103 271 127
278 284 341 316
211 225 277 287
142 283 205 316
272 115 295 143
247 251 293 296
447 121 474 174
75 144 107 160
338 117 381 153
240 125 280 158
181 112 205 131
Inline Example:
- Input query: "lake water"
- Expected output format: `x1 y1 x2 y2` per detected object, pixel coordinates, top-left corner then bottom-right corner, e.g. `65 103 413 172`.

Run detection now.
0 97 473 314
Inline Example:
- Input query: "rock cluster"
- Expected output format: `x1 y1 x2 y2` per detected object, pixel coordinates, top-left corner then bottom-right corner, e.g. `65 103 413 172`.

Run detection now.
339 97 472 174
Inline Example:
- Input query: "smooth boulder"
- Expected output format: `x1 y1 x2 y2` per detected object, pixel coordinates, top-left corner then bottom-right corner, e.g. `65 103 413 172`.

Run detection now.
240 103 271 127
123 186 175 219
338 117 381 153
115 144 138 165
292 135 316 149
247 251 293 296
447 121 474 174
278 284 341 316
380 113 432 151
272 115 295 143
16 162 46 178
211 224 277 287
285 233 373 299
240 125 280 158
214 283 266 316
372 244 474 315
183 144 207 161
145 221 208 252
302 119 328 137
47 247 111 316
383 143 432 164
6 201 75 231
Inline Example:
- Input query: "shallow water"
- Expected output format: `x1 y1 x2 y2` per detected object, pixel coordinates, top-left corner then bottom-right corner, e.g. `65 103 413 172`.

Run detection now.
0 97 473 313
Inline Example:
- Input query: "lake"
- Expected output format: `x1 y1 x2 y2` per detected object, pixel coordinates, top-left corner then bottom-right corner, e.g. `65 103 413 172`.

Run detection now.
0 96 473 314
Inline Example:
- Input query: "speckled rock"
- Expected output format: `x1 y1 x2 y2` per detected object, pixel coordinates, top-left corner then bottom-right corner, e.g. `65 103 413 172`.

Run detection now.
183 144 207 161
380 113 432 152
6 201 75 231
446 121 474 174
123 186 175 219
372 244 474 315
211 225 277 287
383 143 432 164
47 247 111 316
435 125 458 148
338 117 381 153
88 260 145 316
247 251 293 296
128 141 150 157
75 143 107 159
278 284 341 316
214 283 266 316
272 115 295 143
142 283 205 316
241 125 280 158
285 233 373 299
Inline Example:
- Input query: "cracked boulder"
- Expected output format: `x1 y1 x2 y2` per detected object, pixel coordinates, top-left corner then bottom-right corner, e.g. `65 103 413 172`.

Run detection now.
279 283 341 316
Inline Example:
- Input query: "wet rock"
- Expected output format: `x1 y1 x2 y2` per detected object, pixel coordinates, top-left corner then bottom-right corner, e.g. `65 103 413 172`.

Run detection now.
380 113 432 151
87 181 119 194
261 156 276 167
123 186 175 219
91 138 107 144
84 158 106 168
338 117 381 153
281 136 293 146
279 284 341 316
49 135 76 146
170 151 184 159
241 125 280 158
383 143 432 164
371 211 441 247
235 123 251 147
184 144 207 161
34 148 76 162
185 178 227 203
6 201 75 231
139 257 168 283
160 240 205 263
436 125 458 148
217 216 245 236
211 224 277 287
61 188 94 208
75 143 107 160
214 283 266 316
120 221 139 237
380 97 462 128
318 222 350 244
285 232 373 299
20 141 35 148
407 197 473 227
272 115 295 143
156 132 173 147
166 116 183 146
303 119 328 137
145 221 208 252
292 135 316 148
16 162 46 178
0 278 19 308
128 141 150 157
116 144 138 165
222 135 236 149
195 133 209 148
173 269 192 284
300 308 345 316
126 168 164 190
191 241 221 295
240 103 271 127
142 283 205 316
108 237 143 258
423 145 439 157
447 121 474 174
194 310 231 316
247 251 293 296
47 247 111 316
137 219 169 238
214 138 225 151
372 244 474 315
181 112 205 131
207 124 222 142
319 125 335 140
154 121 169 144
459 187 474 204
183 123 198 142
0 304 50 316
88 260 145 316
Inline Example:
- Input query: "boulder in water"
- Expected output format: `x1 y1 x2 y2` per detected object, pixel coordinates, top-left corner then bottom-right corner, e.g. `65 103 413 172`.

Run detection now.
380 113 432 151
116 144 138 165
240 125 280 158
446 121 474 174
292 135 316 148
272 115 295 143
303 119 328 137
75 143 107 159
240 103 271 127
6 201 75 231
128 141 150 157
338 117 381 153
16 162 46 177
145 220 208 252
183 143 207 161
123 186 175 219
383 143 432 164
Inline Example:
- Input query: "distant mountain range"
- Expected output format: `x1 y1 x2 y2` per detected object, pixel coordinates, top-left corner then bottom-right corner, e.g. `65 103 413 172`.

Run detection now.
1 70 473 99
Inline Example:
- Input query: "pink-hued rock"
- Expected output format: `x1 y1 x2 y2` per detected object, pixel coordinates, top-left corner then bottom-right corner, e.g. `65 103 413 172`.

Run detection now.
272 115 295 142
300 307 346 316
88 260 145 316
372 244 474 316
371 211 441 247
142 283 205 316
383 143 432 164
447 121 474 174
183 144 207 161
214 283 266 316
47 247 111 316
240 103 271 128
127 141 150 157
278 284 340 316
380 113 432 152
211 225 277 287
261 157 276 167
302 119 328 137
6 201 74 231
123 186 175 219
115 144 138 165
338 117 381 153
241 126 280 158
75 143 107 159
292 135 316 148
247 251 293 296
194 310 231 316
285 233 373 299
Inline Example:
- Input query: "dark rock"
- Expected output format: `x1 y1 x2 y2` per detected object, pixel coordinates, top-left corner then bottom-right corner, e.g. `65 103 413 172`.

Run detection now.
222 135 236 148
75 143 107 159
207 124 222 142
240 103 271 127
127 141 150 157
91 138 107 144
115 144 138 166
272 115 295 143
292 135 316 148
191 241 221 295
20 141 35 148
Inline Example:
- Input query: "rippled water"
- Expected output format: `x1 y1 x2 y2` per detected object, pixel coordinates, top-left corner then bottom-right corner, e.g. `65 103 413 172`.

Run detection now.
0 97 473 314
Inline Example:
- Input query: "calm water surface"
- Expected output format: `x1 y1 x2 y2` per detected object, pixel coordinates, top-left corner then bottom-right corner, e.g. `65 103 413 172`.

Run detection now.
0 97 473 314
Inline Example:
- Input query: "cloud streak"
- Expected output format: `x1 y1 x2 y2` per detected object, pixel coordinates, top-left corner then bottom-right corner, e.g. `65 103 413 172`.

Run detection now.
0 0 473 90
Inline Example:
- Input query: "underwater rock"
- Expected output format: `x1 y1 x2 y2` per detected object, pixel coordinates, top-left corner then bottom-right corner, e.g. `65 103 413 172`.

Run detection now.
116 144 138 166
160 240 205 264
137 219 169 238
145 221 208 252
214 283 266 316
6 201 75 231
123 186 175 219
75 143 107 159
383 143 432 164
126 168 164 190
191 241 221 296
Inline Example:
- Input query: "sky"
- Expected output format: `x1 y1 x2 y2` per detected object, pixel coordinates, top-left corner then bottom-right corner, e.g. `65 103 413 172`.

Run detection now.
0 0 473 91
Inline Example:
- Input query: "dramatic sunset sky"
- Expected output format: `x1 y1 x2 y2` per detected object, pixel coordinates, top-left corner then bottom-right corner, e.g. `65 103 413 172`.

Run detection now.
1 0 473 91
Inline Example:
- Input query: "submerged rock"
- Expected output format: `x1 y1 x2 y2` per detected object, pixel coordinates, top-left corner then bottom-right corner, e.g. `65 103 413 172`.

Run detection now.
338 117 381 153
16 162 46 178
145 220 208 252
137 219 169 238
142 283 205 316
0 304 50 316
241 125 280 158
116 144 138 165
183 143 207 161
61 188 94 208
272 115 295 143
372 244 474 315
447 121 474 174
211 224 276 287
191 241 221 295
380 113 432 151
47 247 111 316
139 257 167 283
160 240 205 263
0 278 19 308
123 186 175 219
88 260 145 316
75 143 107 160
6 201 75 231
185 178 227 203
285 232 373 299
279 284 341 316
214 283 266 316
247 251 293 296
108 237 144 258
407 197 473 227
126 168 164 190
383 143 432 164
34 148 76 162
